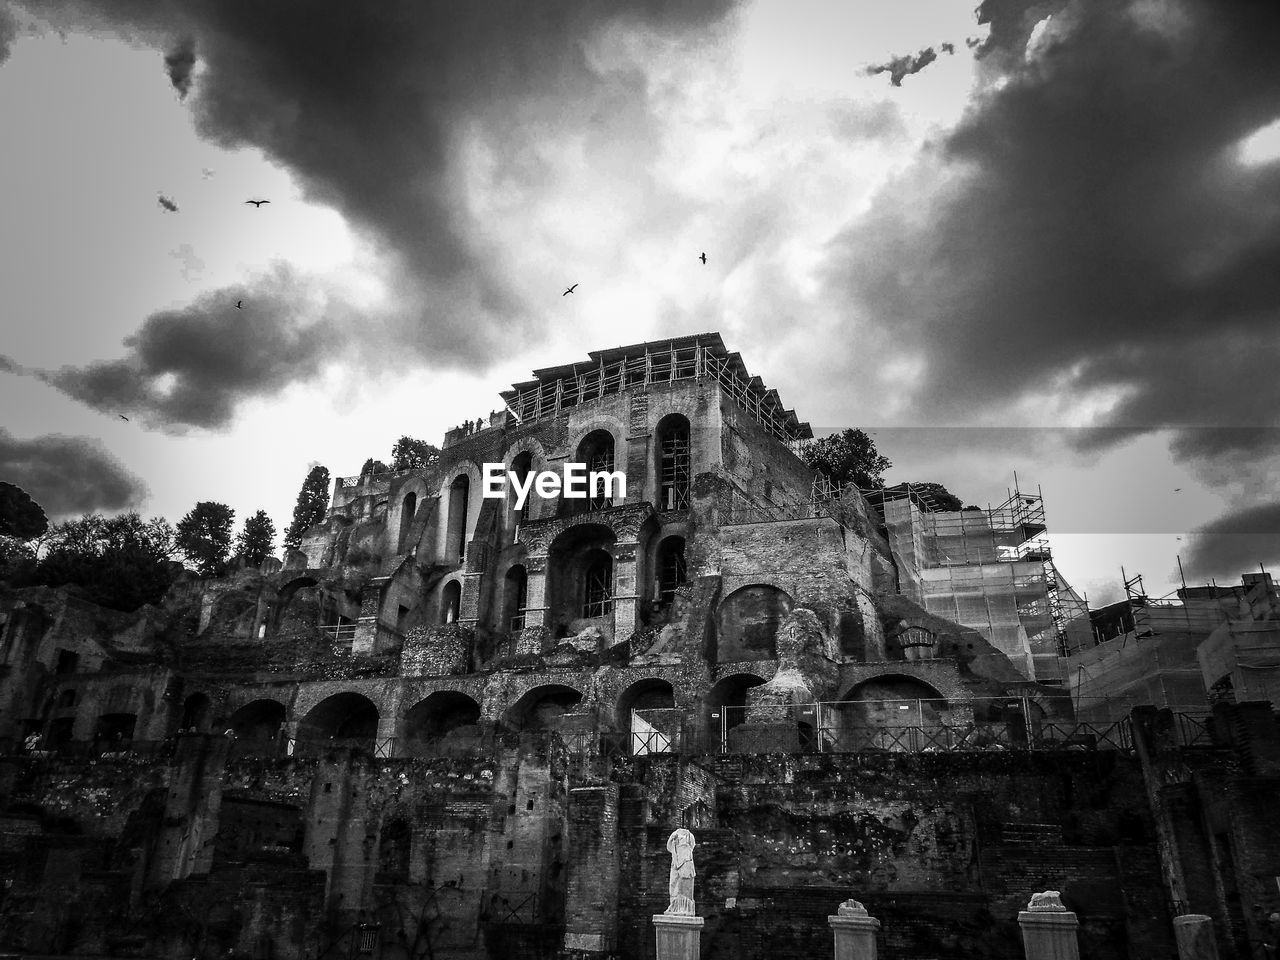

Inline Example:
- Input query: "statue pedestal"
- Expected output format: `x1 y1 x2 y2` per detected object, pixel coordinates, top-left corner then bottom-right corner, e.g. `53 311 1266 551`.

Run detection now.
653 913 703 960
1172 915 1219 960
828 913 880 960
1018 897 1080 960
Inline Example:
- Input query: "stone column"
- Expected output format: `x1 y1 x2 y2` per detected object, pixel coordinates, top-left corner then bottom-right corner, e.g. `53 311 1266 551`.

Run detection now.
652 913 703 960
522 553 549 636
828 899 880 960
1172 915 1219 960
612 539 640 641
1018 891 1080 960
351 583 383 655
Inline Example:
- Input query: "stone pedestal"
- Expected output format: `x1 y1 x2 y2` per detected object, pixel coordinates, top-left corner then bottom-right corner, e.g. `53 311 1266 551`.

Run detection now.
1018 891 1080 960
1172 915 1219 960
653 913 703 960
828 899 880 960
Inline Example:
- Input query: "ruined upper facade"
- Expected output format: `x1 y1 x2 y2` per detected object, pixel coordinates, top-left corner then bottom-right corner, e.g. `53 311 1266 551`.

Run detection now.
9 333 1251 960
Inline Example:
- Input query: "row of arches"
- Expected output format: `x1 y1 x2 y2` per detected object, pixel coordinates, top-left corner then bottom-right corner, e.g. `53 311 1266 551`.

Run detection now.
391 415 695 561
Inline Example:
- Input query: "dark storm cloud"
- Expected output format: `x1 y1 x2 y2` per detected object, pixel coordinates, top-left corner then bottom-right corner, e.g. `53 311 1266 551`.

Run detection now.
0 428 147 516
37 265 344 430
825 0 1280 472
162 35 193 97
865 46 939 87
1181 501 1280 582
0 3 17 64
16 0 737 420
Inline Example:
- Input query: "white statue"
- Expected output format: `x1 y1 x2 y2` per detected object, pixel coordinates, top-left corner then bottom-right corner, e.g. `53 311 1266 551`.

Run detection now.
665 827 697 915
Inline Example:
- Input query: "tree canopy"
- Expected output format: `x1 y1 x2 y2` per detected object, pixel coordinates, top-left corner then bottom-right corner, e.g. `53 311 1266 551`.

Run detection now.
390 436 440 472
176 501 235 577
6 513 179 611
0 482 48 541
235 509 277 567
798 428 892 490
283 465 330 552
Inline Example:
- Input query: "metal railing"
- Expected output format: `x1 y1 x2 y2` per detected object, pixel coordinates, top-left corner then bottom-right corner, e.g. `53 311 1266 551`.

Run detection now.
706 697 1214 755
502 341 810 447
630 708 685 755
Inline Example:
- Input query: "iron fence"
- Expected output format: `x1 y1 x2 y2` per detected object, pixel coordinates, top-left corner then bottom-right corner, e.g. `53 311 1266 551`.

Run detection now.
707 697 1211 755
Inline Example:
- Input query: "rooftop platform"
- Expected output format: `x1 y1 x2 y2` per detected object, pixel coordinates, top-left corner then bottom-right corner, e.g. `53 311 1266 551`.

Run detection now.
499 332 813 446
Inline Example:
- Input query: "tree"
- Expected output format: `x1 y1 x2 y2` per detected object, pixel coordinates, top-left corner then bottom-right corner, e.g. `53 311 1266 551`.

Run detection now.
176 501 235 577
390 436 440 472
881 482 964 512
0 482 48 541
283 465 330 552
18 513 179 610
798 428 892 490
360 457 388 479
235 509 277 567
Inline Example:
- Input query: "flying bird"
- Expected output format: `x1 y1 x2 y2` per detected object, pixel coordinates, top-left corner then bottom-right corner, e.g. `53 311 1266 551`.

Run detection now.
245 199 270 207
699 252 707 264
236 300 243 309
157 194 178 213
1174 488 1181 492
118 414 129 422
563 284 578 296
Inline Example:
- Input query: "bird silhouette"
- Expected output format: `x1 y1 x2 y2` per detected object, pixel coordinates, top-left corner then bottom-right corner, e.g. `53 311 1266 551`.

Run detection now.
563 284 578 296
245 199 270 207
118 414 129 422
158 195 178 213
236 300 243 309
699 252 707 264
1174 488 1181 492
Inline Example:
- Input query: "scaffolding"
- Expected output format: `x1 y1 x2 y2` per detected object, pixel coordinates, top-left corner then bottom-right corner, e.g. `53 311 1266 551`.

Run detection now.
499 334 813 448
871 480 1090 665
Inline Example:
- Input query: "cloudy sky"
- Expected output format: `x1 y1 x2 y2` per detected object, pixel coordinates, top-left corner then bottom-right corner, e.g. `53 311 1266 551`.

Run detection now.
2 0 1278 605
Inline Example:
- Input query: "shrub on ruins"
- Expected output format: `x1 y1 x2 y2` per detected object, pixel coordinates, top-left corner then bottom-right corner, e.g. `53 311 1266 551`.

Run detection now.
283 464 330 552
798 428 892 490
235 509 277 568
0 482 48 541
390 436 440 472
12 513 179 611
359 458 389 479
176 501 236 577
882 481 965 512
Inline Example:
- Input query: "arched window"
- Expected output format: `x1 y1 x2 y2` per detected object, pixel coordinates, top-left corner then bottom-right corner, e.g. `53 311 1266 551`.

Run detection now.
577 431 615 511
441 580 461 624
446 476 469 563
582 550 613 618
504 565 528 632
655 536 687 606
509 452 533 532
398 491 418 553
655 415 691 511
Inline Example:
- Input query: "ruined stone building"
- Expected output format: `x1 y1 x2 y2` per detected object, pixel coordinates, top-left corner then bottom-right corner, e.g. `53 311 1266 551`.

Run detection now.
0 333 1278 960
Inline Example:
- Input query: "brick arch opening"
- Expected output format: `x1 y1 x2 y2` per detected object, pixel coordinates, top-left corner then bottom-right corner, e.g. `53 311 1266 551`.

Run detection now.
546 524 617 641
715 585 793 663
504 684 584 733
298 692 379 752
229 699 287 743
830 675 950 753
616 678 678 755
654 413 691 511
402 691 481 756
702 673 767 752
